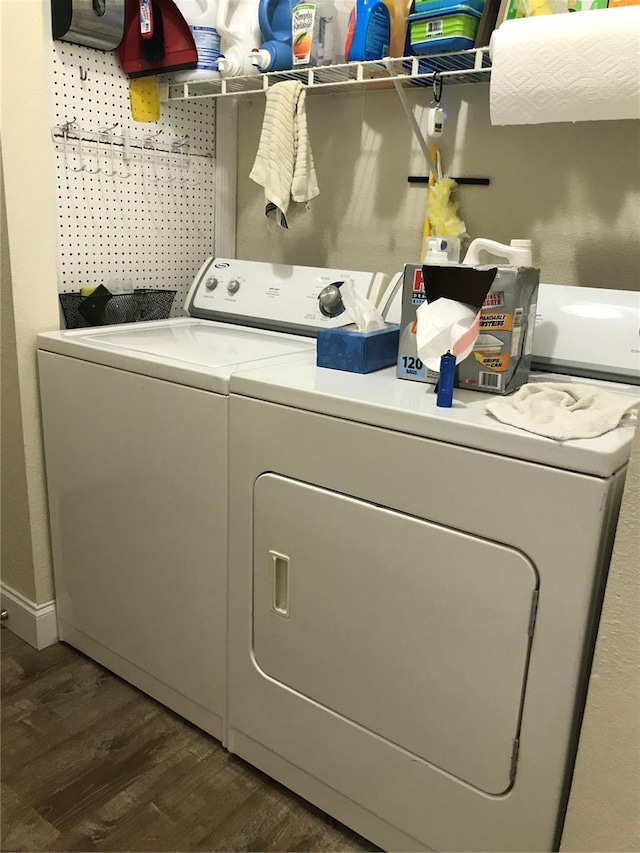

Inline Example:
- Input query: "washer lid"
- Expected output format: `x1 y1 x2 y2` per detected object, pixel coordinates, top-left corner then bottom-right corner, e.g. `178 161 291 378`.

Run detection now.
532 284 640 384
37 319 314 394
230 355 638 477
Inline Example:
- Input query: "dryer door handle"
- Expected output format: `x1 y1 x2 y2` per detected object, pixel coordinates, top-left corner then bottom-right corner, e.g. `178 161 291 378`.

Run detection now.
269 551 290 618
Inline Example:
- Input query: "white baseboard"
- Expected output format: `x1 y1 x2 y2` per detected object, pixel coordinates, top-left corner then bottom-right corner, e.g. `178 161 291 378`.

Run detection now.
0 582 58 649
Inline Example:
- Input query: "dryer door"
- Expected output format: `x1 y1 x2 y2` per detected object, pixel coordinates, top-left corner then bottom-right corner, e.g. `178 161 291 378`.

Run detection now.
253 474 537 795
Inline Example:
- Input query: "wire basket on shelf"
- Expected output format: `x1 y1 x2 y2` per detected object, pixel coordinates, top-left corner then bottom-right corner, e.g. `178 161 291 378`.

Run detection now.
59 289 177 329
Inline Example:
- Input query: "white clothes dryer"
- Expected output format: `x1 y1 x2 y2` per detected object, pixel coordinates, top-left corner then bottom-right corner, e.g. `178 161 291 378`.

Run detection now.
37 258 386 742
225 284 639 850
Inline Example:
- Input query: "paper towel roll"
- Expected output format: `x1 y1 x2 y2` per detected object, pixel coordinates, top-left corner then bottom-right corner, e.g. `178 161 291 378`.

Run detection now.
490 8 640 125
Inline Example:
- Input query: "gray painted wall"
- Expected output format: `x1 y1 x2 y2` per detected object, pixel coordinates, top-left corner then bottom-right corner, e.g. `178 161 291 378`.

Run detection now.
236 83 640 289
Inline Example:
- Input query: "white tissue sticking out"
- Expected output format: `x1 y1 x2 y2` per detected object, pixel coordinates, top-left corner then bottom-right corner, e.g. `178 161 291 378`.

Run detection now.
416 298 481 372
341 279 387 332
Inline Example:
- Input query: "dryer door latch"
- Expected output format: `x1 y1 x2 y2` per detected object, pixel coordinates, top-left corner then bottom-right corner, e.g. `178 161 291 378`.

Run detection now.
269 551 290 618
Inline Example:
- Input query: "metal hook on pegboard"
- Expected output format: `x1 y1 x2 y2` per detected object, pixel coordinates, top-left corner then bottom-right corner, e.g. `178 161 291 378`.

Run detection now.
117 128 132 180
143 130 164 185
86 127 105 175
171 135 191 185
57 118 86 173
100 124 120 178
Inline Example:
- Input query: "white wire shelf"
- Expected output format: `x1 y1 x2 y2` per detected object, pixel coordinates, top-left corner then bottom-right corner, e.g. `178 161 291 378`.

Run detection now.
164 48 492 101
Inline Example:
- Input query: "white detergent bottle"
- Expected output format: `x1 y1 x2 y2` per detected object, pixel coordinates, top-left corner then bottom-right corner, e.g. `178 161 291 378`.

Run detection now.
217 0 262 76
172 0 222 81
463 238 533 267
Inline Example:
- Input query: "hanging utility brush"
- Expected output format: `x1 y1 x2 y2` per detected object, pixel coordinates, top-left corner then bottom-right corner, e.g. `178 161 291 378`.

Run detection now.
119 0 197 77
139 0 165 62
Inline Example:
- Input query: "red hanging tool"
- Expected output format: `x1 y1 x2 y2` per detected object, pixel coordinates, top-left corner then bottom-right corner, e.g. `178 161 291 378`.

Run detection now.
119 0 197 77
139 0 153 37
139 0 164 60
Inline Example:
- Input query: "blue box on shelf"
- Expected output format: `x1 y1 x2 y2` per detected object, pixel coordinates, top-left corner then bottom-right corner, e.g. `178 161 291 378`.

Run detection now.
316 324 401 374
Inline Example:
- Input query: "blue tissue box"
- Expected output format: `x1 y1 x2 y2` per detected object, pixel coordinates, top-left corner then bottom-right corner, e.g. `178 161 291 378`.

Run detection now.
316 324 401 374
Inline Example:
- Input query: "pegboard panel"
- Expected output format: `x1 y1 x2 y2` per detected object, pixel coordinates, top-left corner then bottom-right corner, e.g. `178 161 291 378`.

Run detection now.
51 42 217 315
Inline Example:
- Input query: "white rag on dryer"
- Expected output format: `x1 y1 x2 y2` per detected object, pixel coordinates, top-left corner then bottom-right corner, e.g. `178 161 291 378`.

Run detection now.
250 81 319 229
485 383 639 441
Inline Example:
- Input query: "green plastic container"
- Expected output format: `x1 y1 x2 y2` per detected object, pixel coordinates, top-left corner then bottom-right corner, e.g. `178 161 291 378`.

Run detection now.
408 5 481 53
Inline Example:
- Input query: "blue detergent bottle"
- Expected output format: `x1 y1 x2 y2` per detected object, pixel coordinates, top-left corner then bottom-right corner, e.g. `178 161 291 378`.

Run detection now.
345 0 391 61
252 0 295 71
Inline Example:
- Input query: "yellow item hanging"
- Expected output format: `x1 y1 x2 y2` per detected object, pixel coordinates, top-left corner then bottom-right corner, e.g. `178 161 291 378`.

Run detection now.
427 178 463 237
129 77 161 122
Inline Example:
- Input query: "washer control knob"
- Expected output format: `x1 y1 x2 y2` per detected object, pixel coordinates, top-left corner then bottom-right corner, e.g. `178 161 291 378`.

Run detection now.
205 276 218 291
227 279 241 294
318 283 345 318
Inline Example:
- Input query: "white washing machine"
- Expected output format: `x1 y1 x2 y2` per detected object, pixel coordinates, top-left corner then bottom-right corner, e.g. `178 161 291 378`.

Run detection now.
37 258 387 742
226 284 639 851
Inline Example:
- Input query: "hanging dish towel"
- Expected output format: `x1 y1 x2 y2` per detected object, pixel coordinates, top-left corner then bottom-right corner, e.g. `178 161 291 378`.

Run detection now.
250 81 319 229
486 383 639 441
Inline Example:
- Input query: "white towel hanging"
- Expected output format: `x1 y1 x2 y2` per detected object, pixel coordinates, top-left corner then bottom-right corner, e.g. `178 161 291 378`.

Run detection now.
250 81 319 229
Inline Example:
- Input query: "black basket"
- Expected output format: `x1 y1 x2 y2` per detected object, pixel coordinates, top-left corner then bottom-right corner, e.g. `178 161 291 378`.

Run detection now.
59 289 177 330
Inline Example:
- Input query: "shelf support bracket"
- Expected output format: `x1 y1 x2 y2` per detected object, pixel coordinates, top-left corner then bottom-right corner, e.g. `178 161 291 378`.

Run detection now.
383 59 438 179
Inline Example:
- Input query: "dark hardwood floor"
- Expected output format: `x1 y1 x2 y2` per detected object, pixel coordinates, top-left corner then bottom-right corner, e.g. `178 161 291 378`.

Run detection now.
1 629 377 853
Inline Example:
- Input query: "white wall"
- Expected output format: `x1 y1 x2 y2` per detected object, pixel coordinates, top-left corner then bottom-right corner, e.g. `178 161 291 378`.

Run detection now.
236 83 640 288
0 0 61 605
561 425 640 853
1 152 37 602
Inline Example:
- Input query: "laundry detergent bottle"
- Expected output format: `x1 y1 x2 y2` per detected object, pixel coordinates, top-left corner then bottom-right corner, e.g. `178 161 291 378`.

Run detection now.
252 0 295 70
217 0 261 75
387 0 409 56
172 0 222 80
463 239 533 267
345 0 391 61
